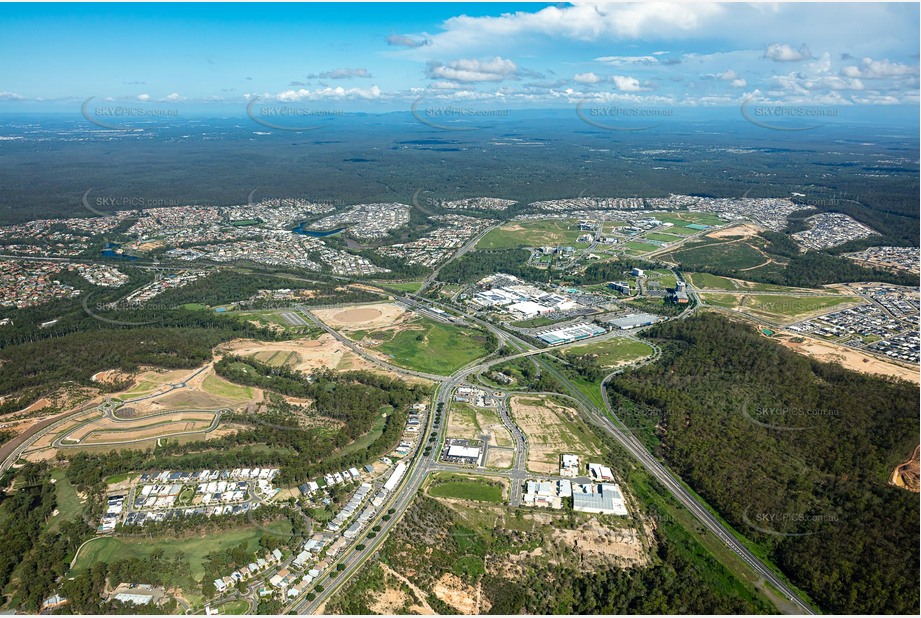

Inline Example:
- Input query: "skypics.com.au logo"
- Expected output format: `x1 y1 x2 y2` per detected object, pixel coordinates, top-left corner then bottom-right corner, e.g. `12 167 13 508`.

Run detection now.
246 97 342 131
81 97 180 131
741 97 838 131
576 100 674 132
411 97 509 131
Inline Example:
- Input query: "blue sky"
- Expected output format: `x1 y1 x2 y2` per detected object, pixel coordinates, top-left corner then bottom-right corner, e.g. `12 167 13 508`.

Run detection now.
1 2 918 113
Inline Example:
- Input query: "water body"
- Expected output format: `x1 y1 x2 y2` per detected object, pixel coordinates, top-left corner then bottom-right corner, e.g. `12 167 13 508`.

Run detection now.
292 224 344 237
101 242 139 260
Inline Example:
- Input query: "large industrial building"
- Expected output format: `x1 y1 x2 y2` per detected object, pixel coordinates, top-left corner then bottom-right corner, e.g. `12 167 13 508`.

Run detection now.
572 483 629 515
537 323 606 345
605 313 659 330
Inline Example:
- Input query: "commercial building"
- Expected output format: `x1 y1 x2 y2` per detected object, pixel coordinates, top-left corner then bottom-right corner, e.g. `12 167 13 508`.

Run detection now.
537 323 606 345
606 313 659 330
572 483 629 515
560 454 580 477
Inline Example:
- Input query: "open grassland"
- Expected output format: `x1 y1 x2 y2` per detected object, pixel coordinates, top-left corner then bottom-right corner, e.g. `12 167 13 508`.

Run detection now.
427 474 504 503
201 374 254 400
477 219 586 250
701 292 863 324
686 272 830 293
665 238 770 271
70 521 292 582
563 337 654 368
47 468 84 533
363 317 493 375
510 396 603 474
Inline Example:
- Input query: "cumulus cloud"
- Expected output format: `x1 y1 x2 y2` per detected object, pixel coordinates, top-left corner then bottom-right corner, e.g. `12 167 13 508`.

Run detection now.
841 57 917 79
763 43 812 62
426 57 519 83
164 92 185 102
611 75 643 92
136 93 150 101
273 85 383 101
595 55 660 66
387 33 428 48
308 68 373 80
731 78 746 87
573 72 602 84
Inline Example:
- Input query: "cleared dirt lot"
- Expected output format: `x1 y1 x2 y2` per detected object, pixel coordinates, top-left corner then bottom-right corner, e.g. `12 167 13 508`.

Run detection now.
775 333 919 384
220 334 377 374
706 223 762 239
447 403 513 448
313 302 409 330
509 396 602 474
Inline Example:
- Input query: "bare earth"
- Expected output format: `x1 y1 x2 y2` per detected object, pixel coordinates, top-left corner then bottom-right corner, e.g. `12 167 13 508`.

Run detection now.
705 223 763 239
432 573 483 615
486 447 514 469
890 445 920 492
510 396 602 474
312 302 408 330
775 333 919 384
220 334 377 374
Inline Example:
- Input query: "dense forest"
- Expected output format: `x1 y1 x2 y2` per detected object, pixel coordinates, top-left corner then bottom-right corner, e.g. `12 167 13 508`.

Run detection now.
436 248 549 284
607 313 919 614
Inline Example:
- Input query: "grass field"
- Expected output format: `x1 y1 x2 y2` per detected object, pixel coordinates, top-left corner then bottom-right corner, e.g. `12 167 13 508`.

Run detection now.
701 293 741 309
743 294 862 322
686 272 822 293
218 599 250 614
623 241 660 253
644 232 683 243
477 219 585 250
428 474 503 503
383 280 425 293
48 469 83 533
702 292 863 323
368 318 493 375
71 521 292 581
563 338 654 367
666 238 769 270
201 374 253 400
336 407 389 457
509 315 562 328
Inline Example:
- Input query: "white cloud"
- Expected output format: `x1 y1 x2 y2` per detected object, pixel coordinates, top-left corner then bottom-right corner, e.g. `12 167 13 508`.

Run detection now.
573 72 602 84
841 57 917 79
164 92 185 102
0 91 26 101
308 68 373 80
273 85 383 101
387 33 428 48
595 55 660 66
611 75 643 92
731 78 746 88
763 43 812 62
717 69 738 81
426 57 518 83
137 93 151 101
